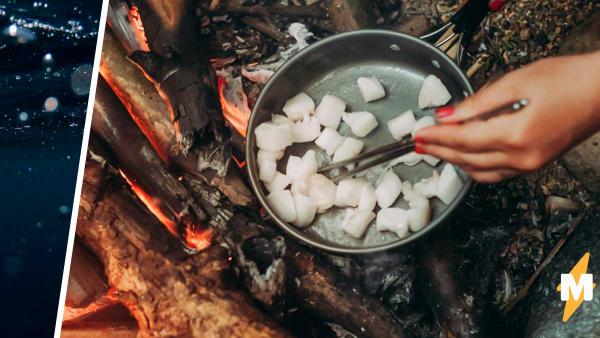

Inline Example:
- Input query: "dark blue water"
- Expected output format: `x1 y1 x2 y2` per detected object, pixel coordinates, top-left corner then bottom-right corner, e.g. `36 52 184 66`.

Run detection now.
0 1 101 336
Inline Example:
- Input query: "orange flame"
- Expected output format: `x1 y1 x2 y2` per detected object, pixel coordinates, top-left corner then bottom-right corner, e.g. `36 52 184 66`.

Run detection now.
128 6 150 52
217 76 249 137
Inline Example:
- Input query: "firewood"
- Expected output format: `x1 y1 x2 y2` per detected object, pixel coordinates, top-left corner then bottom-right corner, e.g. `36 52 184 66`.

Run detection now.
93 76 211 251
417 228 486 338
329 0 376 32
66 240 109 309
100 28 254 206
76 161 292 338
241 17 290 43
216 2 327 18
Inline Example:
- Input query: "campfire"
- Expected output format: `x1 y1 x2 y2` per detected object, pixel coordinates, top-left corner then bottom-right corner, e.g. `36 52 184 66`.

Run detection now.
60 1 594 337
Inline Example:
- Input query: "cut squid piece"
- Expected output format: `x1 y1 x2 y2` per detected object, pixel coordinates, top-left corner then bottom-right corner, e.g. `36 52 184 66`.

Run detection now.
357 77 385 103
271 114 293 126
286 151 318 182
422 154 441 166
258 159 277 182
266 190 296 223
341 208 376 238
265 171 292 192
315 94 346 129
315 128 344 156
358 183 377 212
255 122 293 152
375 170 403 208
402 181 416 202
436 164 463 204
342 111 378 137
302 150 318 175
412 116 435 136
335 178 366 207
291 179 309 195
418 75 452 109
307 174 337 213
257 149 284 162
332 137 364 163
282 92 315 121
292 193 317 228
292 116 321 143
407 197 431 232
387 110 416 140
413 171 440 198
376 208 409 238
389 152 422 167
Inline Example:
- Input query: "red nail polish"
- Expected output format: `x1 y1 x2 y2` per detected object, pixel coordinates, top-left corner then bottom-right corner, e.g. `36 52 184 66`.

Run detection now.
489 0 507 12
413 135 424 143
414 143 426 154
435 105 455 118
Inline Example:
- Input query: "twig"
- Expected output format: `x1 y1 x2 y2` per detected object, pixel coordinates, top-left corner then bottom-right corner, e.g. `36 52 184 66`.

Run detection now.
220 3 326 18
241 17 289 43
501 214 584 313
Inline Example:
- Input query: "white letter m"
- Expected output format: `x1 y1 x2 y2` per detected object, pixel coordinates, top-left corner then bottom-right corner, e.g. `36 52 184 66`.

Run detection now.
561 274 594 301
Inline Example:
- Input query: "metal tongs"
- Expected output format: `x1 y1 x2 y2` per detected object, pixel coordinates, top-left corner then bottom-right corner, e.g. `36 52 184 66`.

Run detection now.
320 98 528 182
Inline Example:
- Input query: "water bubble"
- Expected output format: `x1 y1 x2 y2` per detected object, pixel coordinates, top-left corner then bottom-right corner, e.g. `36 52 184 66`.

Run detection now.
4 256 23 277
70 64 93 96
44 96 59 112
18 112 28 121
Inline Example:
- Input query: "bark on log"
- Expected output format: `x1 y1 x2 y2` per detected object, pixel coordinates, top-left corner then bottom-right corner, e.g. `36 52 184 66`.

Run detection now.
417 228 486 338
76 160 292 338
93 77 211 250
100 28 254 206
217 2 327 18
329 0 376 32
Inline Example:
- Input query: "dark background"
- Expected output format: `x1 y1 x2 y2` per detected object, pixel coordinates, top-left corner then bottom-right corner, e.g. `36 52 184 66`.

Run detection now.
0 1 101 336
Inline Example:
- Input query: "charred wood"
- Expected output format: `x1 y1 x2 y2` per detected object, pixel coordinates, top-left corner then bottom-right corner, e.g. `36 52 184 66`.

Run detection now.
241 17 289 44
216 2 327 18
93 76 211 251
76 161 292 338
100 28 254 206
329 0 376 32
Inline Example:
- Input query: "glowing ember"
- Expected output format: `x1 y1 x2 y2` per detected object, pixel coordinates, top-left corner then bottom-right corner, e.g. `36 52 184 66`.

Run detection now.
184 226 213 251
128 6 150 52
217 76 250 137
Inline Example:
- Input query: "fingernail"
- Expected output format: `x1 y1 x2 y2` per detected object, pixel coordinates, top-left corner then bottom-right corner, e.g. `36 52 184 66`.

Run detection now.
414 143 426 154
413 135 424 143
435 105 455 119
489 0 508 12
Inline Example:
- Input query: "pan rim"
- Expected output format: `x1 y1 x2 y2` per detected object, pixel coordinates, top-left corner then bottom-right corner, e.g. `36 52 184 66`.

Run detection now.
246 29 474 255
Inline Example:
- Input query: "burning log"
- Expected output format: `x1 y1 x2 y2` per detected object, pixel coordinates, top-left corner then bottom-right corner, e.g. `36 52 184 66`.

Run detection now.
417 229 486 338
76 159 292 337
100 28 254 206
329 0 376 32
93 76 211 251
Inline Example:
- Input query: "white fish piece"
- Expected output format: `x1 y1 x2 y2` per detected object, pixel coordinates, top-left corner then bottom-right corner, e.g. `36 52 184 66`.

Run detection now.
266 190 297 222
315 128 344 156
332 137 364 163
402 181 416 202
389 152 422 167
418 75 452 109
286 156 305 181
282 92 315 121
291 179 309 195
335 178 366 207
315 94 346 129
436 164 463 204
255 122 293 151
357 77 385 103
292 193 317 228
292 116 321 143
257 149 284 162
375 170 403 208
272 114 293 126
341 208 376 238
302 150 318 175
413 171 440 198
266 171 292 192
358 183 377 212
376 208 409 238
387 110 417 140
259 159 277 182
307 174 337 213
342 111 378 137
412 116 436 136
422 154 441 166
407 197 431 232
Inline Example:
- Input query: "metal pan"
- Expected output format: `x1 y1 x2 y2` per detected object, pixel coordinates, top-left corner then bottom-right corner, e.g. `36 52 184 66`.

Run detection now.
246 30 473 254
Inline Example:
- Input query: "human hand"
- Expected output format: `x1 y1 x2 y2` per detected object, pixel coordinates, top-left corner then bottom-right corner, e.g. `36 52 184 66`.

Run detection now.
414 52 600 183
